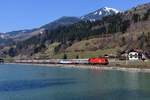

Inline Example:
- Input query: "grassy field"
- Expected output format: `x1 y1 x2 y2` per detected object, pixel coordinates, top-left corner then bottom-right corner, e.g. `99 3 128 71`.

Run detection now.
53 48 117 59
66 37 117 52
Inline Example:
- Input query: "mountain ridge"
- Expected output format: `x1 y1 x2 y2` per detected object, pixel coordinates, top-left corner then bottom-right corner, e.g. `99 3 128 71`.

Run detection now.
1 3 150 59
0 6 120 44
81 7 120 21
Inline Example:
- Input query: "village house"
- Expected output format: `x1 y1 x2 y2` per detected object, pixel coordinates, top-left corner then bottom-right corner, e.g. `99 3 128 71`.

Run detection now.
128 49 147 61
119 49 149 61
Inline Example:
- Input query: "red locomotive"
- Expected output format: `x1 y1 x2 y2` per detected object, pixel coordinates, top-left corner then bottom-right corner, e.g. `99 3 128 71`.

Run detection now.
88 58 109 65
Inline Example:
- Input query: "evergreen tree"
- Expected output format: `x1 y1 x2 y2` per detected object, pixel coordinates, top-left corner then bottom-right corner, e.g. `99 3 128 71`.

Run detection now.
8 47 16 57
76 55 79 59
132 14 140 23
63 54 67 59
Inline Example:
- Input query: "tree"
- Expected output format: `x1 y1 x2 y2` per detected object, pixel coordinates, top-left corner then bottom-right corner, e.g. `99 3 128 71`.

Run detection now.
34 44 46 53
76 55 79 59
63 54 67 59
142 10 150 21
132 14 140 23
8 47 16 57
54 44 61 54
119 37 126 47
121 20 130 33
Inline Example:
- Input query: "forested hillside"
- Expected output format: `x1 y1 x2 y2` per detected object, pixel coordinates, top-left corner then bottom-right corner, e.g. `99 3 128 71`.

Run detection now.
0 3 150 59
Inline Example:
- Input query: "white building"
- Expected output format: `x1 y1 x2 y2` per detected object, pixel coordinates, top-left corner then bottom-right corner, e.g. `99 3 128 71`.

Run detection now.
128 52 139 60
128 51 146 61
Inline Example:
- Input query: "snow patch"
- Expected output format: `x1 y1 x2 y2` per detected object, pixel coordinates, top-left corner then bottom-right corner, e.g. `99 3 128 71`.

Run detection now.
0 35 5 39
103 7 119 13
99 11 102 15
22 30 27 33
81 16 85 19
94 12 98 15
90 19 96 22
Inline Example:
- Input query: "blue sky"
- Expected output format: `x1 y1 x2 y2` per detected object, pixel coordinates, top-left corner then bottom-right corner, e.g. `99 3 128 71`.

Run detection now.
0 0 149 32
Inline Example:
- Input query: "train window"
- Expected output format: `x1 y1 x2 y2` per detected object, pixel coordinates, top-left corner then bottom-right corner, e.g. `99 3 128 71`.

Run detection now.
130 54 132 58
135 53 138 58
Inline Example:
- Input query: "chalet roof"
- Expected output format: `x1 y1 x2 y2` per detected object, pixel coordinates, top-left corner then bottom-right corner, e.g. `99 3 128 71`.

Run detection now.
126 49 144 53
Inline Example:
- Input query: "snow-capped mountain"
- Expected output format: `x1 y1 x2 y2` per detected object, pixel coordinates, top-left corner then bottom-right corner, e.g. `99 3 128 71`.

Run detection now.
0 7 119 45
81 7 120 21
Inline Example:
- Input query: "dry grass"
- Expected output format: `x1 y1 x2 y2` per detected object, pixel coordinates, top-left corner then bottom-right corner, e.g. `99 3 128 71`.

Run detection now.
110 60 150 68
53 49 117 59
